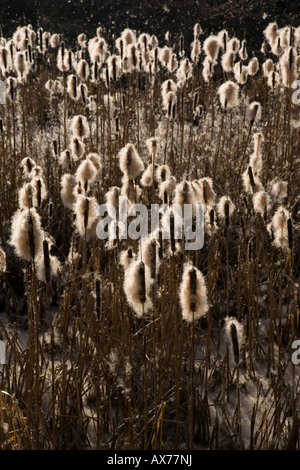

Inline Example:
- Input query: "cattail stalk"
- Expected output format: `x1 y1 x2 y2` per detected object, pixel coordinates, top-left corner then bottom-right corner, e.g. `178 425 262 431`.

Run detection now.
96 278 101 319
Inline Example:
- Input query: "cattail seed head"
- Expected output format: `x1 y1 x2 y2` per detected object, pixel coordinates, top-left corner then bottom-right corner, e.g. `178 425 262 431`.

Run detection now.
71 137 86 161
248 57 259 76
159 46 172 66
67 74 78 100
76 159 98 192
122 259 153 317
21 157 36 175
73 194 99 240
146 137 160 162
264 22 279 47
76 59 89 81
221 50 235 73
271 206 290 249
139 237 159 280
217 196 235 223
262 58 274 76
59 149 72 171
218 29 229 51
179 262 209 322
271 180 288 201
119 143 144 180
9 208 44 262
253 190 271 217
217 80 239 111
70 114 90 140
60 173 77 209
140 163 156 187
203 35 219 61
224 317 244 365
246 101 262 125
242 166 263 194
86 152 102 172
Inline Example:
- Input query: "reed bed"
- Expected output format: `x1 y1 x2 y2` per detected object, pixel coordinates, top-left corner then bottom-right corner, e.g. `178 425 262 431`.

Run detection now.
0 21 299 450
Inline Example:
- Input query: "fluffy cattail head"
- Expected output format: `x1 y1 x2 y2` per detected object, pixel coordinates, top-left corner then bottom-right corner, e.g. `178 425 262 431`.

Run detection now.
174 180 194 210
233 62 248 84
224 317 244 365
194 23 202 38
280 47 297 87
198 177 216 207
218 29 229 51
271 180 288 201
248 57 259 76
271 206 290 249
14 51 28 78
45 79 63 95
35 240 60 283
59 149 72 171
158 176 176 202
239 39 248 60
119 143 144 180
108 54 121 81
0 47 11 73
140 163 157 187
119 247 136 270
139 236 159 280
121 175 142 204
60 173 77 210
246 101 262 125
21 157 36 175
179 262 209 322
156 164 171 184
18 179 46 210
146 137 159 162
86 152 102 172
76 59 89 81
217 196 235 224
76 159 98 192
161 79 177 105
9 208 44 261
122 259 153 317
203 35 219 61
217 80 239 111
71 137 86 161
228 37 240 53
272 205 289 231
242 166 263 194
121 28 136 47
73 194 100 240
77 33 87 48
191 39 201 64
67 74 78 100
221 50 235 73
70 114 90 140
264 22 279 47
262 58 274 76
253 190 270 218
159 46 172 66
105 186 121 209
50 33 60 48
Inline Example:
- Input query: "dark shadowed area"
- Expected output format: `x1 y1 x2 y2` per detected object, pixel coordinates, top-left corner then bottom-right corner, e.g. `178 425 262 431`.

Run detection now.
1 0 300 53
